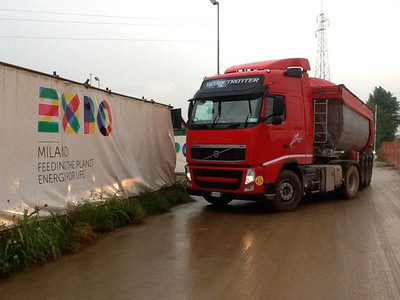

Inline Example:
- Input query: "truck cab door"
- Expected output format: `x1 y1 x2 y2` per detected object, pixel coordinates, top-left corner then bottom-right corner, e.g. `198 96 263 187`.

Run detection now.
263 95 291 164
287 95 307 157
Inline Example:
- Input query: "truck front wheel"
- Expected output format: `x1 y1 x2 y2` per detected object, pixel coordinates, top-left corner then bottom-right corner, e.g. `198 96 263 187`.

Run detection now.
340 165 360 199
272 170 302 212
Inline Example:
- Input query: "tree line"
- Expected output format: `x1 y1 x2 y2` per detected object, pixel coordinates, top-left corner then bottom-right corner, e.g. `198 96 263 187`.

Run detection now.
367 87 400 151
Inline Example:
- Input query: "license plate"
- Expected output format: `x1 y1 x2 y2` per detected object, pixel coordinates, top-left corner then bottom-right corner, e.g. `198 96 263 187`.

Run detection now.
210 191 222 197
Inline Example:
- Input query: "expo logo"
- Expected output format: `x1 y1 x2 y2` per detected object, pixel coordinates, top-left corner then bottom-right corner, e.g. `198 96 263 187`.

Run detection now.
38 87 112 136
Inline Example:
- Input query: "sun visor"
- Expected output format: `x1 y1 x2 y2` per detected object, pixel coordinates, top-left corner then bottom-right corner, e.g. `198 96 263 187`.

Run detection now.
194 75 265 99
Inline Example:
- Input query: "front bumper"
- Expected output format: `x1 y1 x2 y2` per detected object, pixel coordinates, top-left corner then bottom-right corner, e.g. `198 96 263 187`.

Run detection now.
187 188 266 201
186 164 265 196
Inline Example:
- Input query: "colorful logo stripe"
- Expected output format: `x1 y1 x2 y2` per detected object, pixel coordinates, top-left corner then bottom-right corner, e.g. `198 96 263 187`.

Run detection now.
38 87 59 133
62 93 80 134
84 96 95 134
97 100 112 136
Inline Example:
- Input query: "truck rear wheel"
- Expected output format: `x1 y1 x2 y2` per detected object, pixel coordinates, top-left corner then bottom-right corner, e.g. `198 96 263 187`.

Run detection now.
272 170 302 212
204 196 232 206
365 158 373 187
341 165 360 199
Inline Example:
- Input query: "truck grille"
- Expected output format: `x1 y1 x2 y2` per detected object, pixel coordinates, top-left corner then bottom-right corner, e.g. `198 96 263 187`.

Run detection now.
191 145 246 162
193 169 243 191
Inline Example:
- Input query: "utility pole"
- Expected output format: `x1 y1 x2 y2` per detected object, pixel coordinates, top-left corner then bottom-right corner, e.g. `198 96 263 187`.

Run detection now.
209 0 220 75
94 77 100 88
374 104 378 155
315 2 330 80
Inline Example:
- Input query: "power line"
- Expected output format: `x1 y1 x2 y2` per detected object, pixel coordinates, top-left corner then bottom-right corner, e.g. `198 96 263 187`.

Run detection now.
0 17 210 27
0 35 212 42
0 8 209 23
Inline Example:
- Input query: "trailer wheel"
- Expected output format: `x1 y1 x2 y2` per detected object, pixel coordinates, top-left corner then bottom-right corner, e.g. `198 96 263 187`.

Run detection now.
204 196 232 206
341 165 360 199
365 158 373 187
360 155 366 190
272 170 302 212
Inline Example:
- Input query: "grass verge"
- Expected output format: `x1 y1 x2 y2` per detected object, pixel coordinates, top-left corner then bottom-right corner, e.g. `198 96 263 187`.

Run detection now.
0 182 190 279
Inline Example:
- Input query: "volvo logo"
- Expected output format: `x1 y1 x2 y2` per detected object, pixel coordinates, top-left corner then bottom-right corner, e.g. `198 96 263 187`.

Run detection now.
196 146 243 161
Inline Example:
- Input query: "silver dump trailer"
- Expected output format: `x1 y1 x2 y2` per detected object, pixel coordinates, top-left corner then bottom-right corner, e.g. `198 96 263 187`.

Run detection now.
302 77 375 201
311 78 374 154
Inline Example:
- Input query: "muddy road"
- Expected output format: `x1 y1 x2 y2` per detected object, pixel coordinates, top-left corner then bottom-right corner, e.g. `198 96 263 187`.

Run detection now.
1 162 400 299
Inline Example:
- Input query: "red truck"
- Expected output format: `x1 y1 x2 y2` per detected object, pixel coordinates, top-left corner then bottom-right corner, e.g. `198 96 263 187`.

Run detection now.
185 58 374 211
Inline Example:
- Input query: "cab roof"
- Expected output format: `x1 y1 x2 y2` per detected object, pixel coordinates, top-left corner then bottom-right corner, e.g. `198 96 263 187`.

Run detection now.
224 58 311 74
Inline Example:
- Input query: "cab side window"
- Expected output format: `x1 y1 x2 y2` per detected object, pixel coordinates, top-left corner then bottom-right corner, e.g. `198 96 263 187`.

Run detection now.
265 96 286 124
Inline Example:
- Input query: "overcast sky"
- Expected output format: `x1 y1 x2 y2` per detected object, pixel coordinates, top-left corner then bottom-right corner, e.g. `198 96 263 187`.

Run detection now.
1 0 399 118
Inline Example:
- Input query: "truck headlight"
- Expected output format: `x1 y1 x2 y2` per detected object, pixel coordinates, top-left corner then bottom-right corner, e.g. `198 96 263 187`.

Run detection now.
185 165 192 181
245 168 256 185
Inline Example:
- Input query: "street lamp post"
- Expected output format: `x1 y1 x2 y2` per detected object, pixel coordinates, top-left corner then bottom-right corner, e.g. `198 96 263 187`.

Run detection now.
94 77 100 88
210 0 220 75
374 104 377 156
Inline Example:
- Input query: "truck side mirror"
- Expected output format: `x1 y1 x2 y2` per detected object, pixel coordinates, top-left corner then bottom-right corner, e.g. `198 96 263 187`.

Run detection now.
273 96 284 116
284 67 303 78
188 100 194 121
272 115 283 125
171 108 182 129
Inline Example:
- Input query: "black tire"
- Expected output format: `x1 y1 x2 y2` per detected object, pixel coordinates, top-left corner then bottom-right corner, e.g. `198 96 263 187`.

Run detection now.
359 155 366 190
366 158 373 186
204 196 232 206
272 170 302 212
340 165 360 199
363 160 369 187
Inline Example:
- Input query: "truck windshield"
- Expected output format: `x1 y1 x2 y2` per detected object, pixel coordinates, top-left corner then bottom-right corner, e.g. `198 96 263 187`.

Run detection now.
189 95 262 129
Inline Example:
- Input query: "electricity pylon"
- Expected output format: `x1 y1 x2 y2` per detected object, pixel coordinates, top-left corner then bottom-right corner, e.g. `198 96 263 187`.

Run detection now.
315 2 330 81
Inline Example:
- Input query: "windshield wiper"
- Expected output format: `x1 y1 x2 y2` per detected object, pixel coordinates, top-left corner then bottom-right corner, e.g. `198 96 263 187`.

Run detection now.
211 116 220 128
243 99 253 128
243 113 251 128
211 102 221 128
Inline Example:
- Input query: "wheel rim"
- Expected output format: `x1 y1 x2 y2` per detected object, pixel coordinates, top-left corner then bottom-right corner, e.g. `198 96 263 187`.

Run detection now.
279 181 294 202
348 171 358 193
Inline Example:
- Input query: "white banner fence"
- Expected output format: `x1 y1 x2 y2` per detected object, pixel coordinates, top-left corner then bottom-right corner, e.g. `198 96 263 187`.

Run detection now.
174 130 187 173
0 62 175 225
